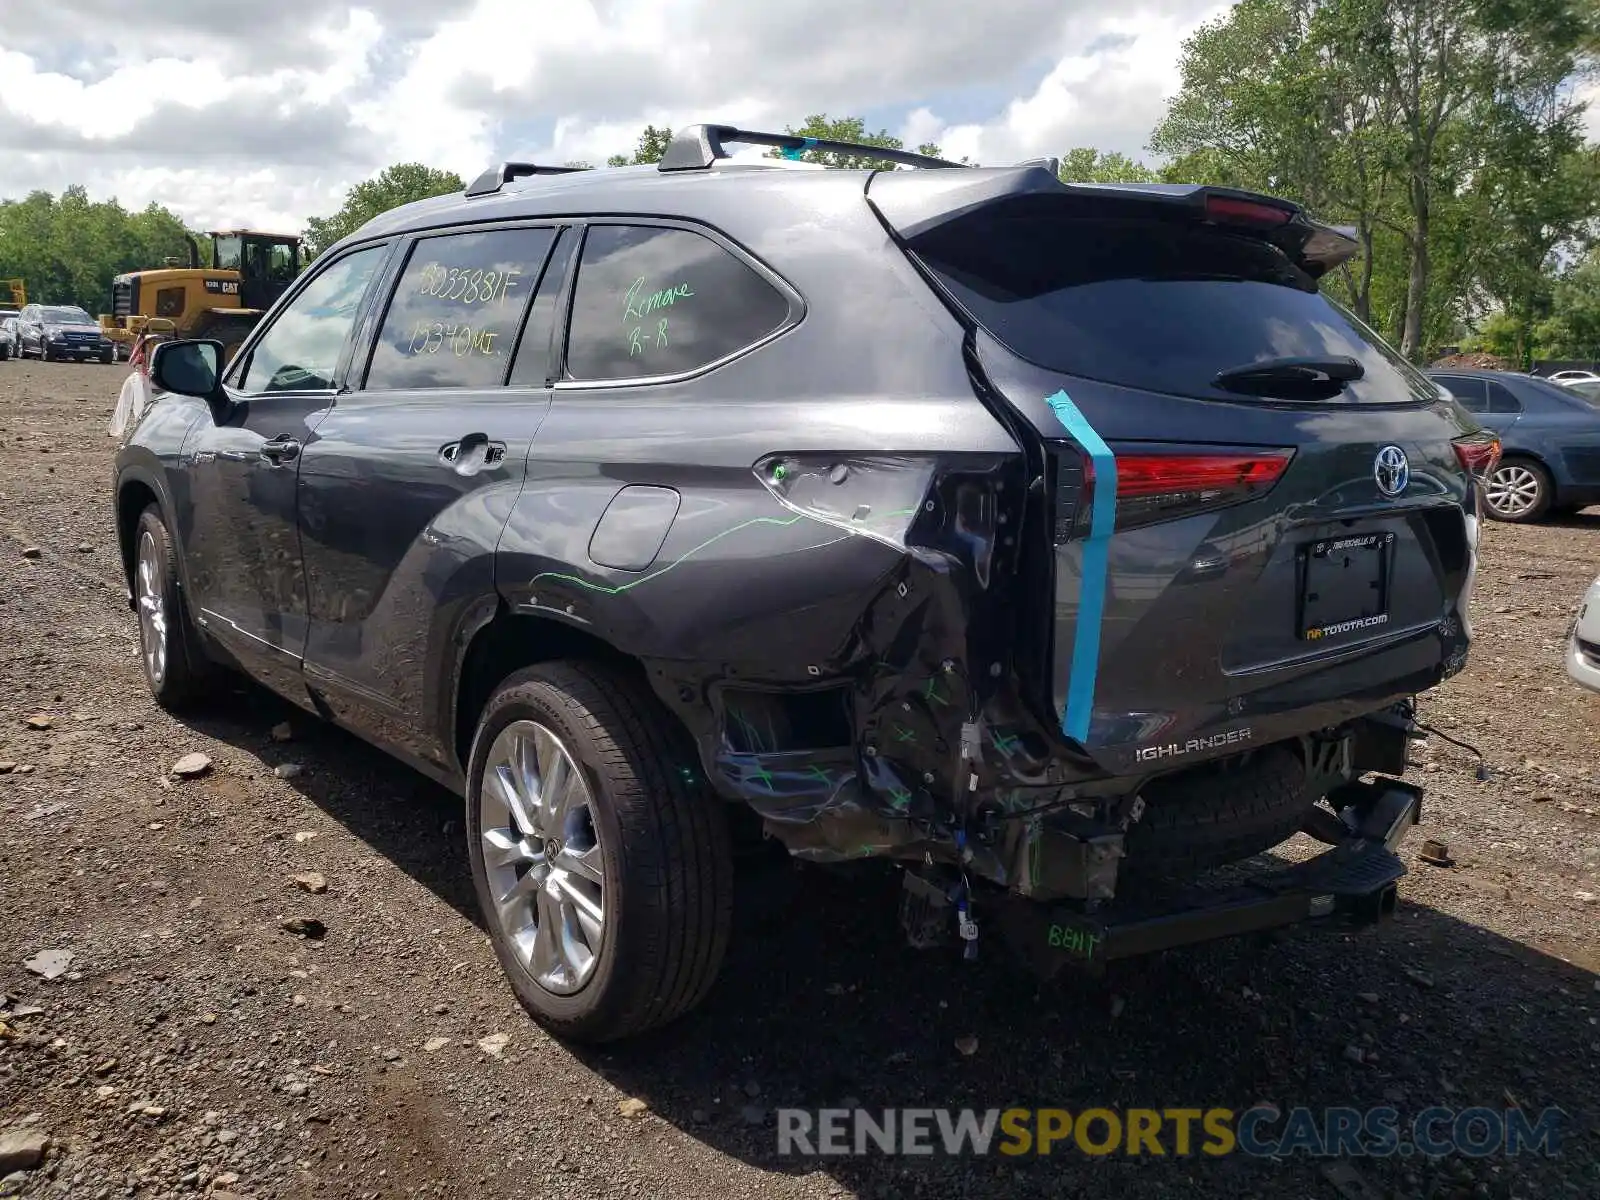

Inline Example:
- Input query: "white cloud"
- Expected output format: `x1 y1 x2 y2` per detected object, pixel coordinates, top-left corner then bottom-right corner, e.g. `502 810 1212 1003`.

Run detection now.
0 0 1229 230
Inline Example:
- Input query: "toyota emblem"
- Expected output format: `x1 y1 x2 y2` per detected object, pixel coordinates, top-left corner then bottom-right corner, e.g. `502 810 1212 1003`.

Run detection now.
1374 445 1409 498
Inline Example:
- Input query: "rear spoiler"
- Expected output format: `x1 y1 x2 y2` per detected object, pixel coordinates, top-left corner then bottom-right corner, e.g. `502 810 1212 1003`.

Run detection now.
867 167 1361 277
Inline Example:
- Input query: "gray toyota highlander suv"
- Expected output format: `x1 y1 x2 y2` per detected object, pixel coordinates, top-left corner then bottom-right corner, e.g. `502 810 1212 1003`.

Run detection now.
114 124 1496 1042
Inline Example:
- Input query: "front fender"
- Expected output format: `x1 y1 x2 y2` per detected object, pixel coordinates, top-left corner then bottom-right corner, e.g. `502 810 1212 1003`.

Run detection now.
113 393 207 593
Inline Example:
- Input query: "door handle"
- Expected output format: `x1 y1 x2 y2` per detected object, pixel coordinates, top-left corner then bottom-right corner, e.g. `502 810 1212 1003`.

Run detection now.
259 436 301 464
439 434 506 475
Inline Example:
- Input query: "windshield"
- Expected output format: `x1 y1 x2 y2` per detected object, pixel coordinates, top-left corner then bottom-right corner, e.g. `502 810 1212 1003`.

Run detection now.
42 306 92 324
912 210 1439 405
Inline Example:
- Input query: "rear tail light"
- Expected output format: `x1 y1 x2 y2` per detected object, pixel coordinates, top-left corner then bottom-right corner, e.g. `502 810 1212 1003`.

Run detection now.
1204 194 1294 228
1452 433 1501 478
1055 448 1294 539
1112 450 1293 530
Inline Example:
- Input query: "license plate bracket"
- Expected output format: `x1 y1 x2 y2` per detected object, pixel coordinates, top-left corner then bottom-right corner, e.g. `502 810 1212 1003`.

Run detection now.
1298 533 1393 641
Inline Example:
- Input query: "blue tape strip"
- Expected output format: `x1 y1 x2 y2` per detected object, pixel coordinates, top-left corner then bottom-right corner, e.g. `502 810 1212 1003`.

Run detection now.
780 137 819 161
1044 389 1116 743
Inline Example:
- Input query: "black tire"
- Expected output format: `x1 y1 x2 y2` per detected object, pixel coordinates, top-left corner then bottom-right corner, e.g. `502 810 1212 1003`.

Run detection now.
466 661 732 1043
1122 746 1311 880
100 350 114 364
131 505 216 708
1483 456 1552 523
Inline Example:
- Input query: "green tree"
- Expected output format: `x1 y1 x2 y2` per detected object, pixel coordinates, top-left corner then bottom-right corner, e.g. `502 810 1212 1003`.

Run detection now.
1529 250 1600 359
1150 0 1593 360
607 117 954 170
0 186 194 314
303 163 464 255
766 114 945 169
1058 147 1158 183
606 124 674 167
1357 0 1589 357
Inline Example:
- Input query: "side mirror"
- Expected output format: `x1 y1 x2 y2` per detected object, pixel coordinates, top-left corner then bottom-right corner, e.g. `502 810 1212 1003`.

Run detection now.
150 339 224 399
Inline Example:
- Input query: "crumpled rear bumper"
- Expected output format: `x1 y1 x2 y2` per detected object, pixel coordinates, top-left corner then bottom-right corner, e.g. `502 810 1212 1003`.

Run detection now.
994 777 1420 975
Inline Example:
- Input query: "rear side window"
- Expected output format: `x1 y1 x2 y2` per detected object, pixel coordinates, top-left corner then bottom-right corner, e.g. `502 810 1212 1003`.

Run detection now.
365 226 558 391
563 225 789 383
1485 382 1522 414
1437 376 1488 410
913 211 1440 405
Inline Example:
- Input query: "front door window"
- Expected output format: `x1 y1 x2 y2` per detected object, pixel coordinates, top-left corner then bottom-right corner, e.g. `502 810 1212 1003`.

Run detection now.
232 245 386 393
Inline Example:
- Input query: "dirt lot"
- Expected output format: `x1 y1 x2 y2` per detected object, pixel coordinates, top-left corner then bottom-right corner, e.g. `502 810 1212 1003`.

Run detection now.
0 360 1596 1200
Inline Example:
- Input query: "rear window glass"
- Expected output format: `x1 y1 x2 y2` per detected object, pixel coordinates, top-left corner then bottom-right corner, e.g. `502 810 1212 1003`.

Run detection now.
563 225 790 383
1435 376 1487 410
1566 380 1600 406
1523 376 1591 407
913 212 1439 405
1485 382 1522 414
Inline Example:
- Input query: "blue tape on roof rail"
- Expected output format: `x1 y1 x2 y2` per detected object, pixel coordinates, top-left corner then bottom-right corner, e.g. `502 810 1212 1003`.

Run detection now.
780 137 819 161
1045 389 1116 743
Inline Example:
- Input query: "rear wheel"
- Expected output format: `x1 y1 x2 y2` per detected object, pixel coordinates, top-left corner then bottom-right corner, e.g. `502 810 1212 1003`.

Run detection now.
132 505 216 708
466 661 732 1043
1483 457 1552 523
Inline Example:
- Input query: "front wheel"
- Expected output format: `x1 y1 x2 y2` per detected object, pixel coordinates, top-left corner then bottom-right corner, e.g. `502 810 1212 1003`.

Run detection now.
1483 457 1552 523
466 661 732 1043
132 505 216 708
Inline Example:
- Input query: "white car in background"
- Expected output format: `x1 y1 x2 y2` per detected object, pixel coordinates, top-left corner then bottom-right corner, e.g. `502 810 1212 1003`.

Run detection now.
1547 369 1600 387
1568 574 1600 694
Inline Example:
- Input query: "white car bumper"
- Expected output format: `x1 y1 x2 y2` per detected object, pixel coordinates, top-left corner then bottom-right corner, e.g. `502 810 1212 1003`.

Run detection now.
1566 574 1600 694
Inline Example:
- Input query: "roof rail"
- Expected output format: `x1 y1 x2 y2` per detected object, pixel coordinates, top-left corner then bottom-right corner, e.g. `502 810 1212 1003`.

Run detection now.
465 161 590 199
658 124 962 172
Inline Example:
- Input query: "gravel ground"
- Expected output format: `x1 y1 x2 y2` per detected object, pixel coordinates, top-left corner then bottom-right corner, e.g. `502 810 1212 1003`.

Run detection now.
0 360 1596 1200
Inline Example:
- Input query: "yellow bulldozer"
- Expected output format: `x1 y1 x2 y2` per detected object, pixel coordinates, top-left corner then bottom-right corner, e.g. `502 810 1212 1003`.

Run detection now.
99 230 307 362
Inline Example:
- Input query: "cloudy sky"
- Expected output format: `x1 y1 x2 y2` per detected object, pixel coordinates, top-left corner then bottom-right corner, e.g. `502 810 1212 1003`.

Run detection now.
0 0 1231 233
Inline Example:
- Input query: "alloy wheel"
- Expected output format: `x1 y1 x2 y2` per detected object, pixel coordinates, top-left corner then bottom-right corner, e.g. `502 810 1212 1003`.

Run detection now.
1485 464 1542 519
135 530 167 685
479 720 606 995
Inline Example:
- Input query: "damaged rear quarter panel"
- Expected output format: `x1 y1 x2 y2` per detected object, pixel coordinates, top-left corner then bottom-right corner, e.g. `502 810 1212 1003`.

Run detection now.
492 200 1084 866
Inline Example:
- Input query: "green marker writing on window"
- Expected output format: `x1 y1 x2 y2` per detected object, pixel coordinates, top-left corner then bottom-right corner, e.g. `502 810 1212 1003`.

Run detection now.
623 275 694 324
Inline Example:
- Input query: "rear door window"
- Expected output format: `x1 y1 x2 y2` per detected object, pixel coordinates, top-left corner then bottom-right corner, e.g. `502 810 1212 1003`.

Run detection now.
562 224 791 383
1485 382 1523 414
1436 376 1488 410
364 226 559 391
912 211 1439 405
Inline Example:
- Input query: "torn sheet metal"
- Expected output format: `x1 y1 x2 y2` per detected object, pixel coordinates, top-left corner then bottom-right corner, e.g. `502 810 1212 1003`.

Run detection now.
640 448 1136 899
